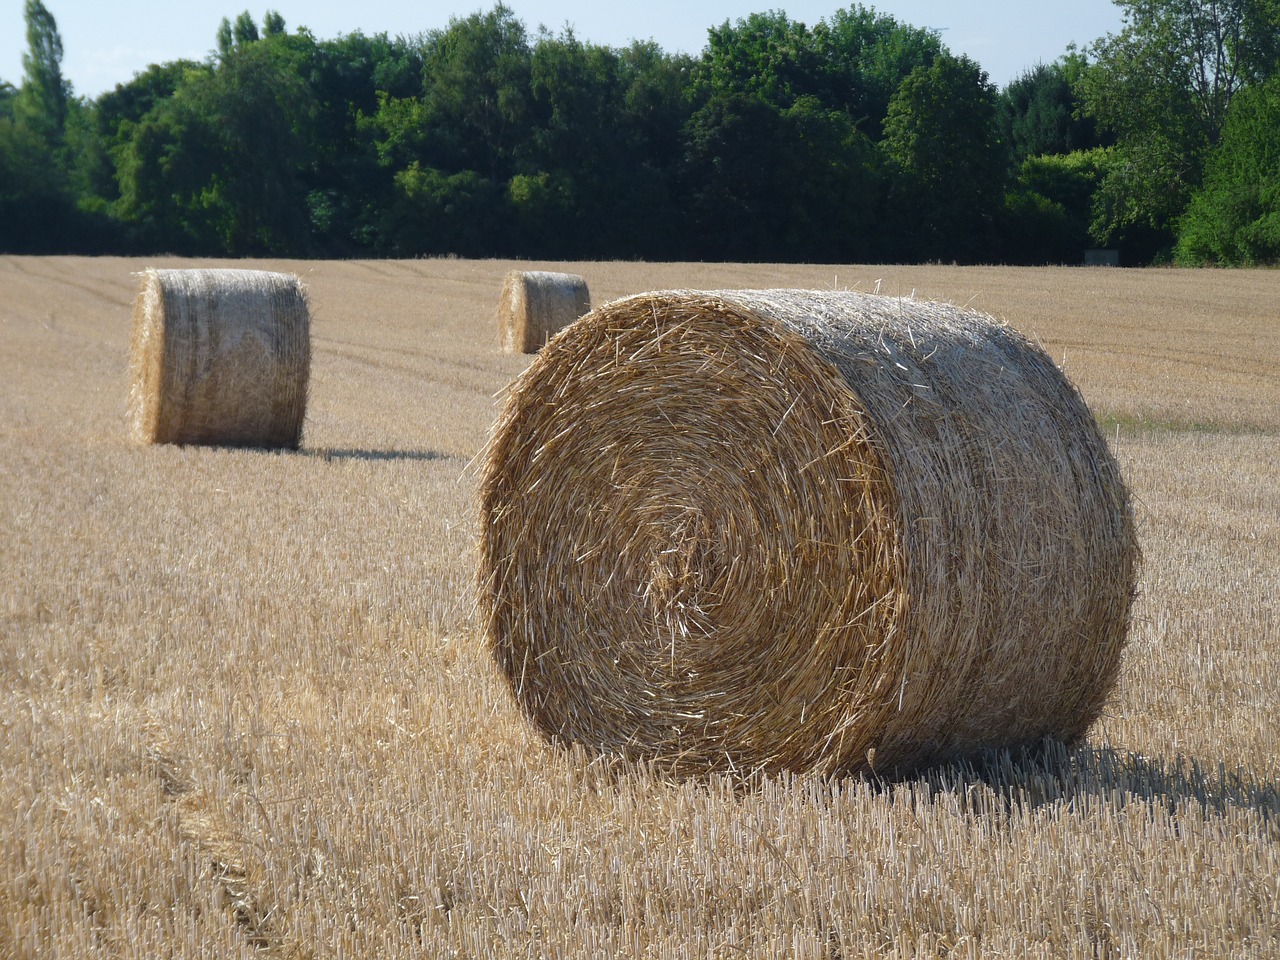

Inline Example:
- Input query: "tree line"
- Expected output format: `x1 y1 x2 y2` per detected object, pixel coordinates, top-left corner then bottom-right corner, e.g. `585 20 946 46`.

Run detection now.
3 0 1278 265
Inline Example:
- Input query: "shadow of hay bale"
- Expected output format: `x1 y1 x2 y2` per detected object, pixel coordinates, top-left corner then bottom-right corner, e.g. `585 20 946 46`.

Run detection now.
309 448 450 463
906 740 1280 824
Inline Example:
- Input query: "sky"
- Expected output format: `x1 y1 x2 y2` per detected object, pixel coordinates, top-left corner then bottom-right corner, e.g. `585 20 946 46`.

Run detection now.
1 0 1127 99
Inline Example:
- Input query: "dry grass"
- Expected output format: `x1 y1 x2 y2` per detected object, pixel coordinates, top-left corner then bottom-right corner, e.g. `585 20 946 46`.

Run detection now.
1 255 1278 959
481 290 1137 777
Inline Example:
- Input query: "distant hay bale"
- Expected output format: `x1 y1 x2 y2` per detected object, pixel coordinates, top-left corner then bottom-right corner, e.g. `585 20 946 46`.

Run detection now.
478 289 1139 778
497 270 591 353
128 268 311 448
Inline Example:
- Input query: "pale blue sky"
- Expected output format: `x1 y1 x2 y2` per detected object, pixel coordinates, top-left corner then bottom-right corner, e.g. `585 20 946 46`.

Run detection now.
2 0 1126 98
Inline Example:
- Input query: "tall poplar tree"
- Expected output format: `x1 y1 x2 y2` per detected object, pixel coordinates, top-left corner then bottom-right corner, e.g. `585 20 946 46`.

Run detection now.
17 0 68 149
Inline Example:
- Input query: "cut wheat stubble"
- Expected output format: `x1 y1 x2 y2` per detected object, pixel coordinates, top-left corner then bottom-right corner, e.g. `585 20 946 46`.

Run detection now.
478 289 1140 778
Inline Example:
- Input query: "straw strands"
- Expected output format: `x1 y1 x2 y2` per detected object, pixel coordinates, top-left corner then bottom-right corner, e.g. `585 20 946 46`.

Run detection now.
478 289 1139 778
128 268 311 448
497 270 591 354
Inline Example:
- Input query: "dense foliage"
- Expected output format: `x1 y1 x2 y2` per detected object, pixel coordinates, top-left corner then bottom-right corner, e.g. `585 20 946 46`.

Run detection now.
3 0 1278 264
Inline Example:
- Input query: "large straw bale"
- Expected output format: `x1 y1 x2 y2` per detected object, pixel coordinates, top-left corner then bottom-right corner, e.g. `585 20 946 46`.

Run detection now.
128 268 311 448
497 270 591 353
478 289 1139 778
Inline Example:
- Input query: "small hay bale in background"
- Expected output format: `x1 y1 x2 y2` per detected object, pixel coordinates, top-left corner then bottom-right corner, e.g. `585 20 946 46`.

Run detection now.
478 289 1139 778
497 270 591 354
128 268 311 448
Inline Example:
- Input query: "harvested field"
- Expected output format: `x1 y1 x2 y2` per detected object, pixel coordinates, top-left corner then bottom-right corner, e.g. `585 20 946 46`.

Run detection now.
1 255 1278 958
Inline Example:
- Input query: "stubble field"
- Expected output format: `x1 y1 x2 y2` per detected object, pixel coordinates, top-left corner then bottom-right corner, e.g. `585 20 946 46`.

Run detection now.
1 255 1277 958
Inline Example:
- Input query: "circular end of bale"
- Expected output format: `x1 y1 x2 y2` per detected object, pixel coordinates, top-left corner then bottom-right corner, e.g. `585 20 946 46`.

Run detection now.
478 290 1139 778
128 268 311 449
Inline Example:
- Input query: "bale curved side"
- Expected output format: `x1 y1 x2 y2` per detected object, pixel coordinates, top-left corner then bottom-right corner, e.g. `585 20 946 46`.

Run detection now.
128 268 311 448
478 289 1139 778
497 271 591 354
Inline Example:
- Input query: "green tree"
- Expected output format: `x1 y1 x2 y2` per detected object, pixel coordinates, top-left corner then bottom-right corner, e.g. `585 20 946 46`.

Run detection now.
774 96 882 262
813 5 944 138
1000 148 1113 263
15 0 68 149
613 41 697 256
234 11 260 47
364 4 534 255
523 29 625 253
112 103 193 249
1079 0 1280 257
114 39 316 254
1233 0 1280 79
524 28 699 258
0 0 110 253
307 31 422 253
617 40 695 174
881 54 1005 261
682 93 880 261
693 4 944 139
695 11 821 108
92 60 196 211
0 81 17 120
217 10 279 58
217 18 234 58
417 3 532 180
1177 74 1280 263
527 31 620 169
682 4 944 260
380 163 505 256
98 61 195 139
506 170 575 254
62 96 112 214
0 114 63 249
682 93 794 259
1000 56 1104 161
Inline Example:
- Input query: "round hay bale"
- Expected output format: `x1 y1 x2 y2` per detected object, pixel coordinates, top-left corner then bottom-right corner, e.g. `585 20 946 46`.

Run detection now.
128 268 311 448
478 289 1139 778
497 270 591 354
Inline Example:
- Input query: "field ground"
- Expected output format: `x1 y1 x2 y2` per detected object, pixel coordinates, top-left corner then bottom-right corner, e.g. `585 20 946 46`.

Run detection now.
1 256 1278 958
